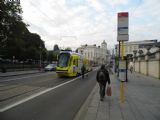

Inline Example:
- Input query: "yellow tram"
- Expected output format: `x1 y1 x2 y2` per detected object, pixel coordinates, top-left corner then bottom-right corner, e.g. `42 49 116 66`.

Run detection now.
56 51 91 77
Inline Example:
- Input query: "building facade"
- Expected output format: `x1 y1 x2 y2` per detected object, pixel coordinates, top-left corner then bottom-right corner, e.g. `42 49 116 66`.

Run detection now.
115 40 158 56
77 40 109 65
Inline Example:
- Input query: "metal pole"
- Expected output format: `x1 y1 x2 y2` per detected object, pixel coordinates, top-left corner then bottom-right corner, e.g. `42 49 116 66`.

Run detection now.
126 56 128 82
120 41 125 103
39 45 42 71
39 53 41 69
118 41 120 77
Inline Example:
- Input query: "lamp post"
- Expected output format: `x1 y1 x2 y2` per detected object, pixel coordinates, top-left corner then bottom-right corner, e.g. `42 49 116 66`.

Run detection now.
133 50 137 57
133 50 137 72
12 56 15 71
146 46 152 55
39 46 42 71
13 56 15 64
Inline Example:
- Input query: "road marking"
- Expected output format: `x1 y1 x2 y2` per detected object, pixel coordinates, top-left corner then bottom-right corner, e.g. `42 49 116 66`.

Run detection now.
0 75 82 112
0 72 56 83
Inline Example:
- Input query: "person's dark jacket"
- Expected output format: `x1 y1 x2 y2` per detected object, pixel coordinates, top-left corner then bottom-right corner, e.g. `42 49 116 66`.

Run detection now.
96 65 110 85
81 65 86 73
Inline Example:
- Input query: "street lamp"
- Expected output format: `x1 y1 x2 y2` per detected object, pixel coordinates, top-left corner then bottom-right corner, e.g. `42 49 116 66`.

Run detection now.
146 46 152 55
13 56 15 64
39 46 42 71
133 50 137 57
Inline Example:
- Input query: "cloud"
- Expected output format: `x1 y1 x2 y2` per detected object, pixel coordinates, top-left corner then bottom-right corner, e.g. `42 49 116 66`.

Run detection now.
21 0 160 51
129 0 160 41
87 0 105 12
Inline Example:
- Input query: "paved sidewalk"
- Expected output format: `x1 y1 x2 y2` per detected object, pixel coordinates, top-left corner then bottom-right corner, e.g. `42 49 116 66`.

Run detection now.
0 70 43 77
79 72 160 120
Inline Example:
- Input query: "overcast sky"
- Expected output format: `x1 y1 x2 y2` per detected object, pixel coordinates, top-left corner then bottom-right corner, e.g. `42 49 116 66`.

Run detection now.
21 0 160 50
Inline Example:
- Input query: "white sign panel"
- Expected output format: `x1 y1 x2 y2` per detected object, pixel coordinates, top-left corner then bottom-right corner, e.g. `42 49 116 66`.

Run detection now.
117 35 129 41
119 61 126 81
119 61 126 69
119 71 126 81
118 17 128 28
117 12 129 41
118 27 128 35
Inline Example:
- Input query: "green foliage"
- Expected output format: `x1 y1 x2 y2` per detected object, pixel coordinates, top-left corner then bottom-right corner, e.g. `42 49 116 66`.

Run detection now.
0 0 47 61
64 47 72 51
0 0 22 48
47 51 54 62
46 50 58 62
53 44 59 52
53 44 60 61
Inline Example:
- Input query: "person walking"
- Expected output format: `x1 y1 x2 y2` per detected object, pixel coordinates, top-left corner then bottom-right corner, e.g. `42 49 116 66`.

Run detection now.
96 64 110 101
129 61 134 73
81 64 86 79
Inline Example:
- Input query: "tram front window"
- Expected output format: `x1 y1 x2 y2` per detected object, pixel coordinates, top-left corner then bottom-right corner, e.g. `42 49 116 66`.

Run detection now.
58 53 70 67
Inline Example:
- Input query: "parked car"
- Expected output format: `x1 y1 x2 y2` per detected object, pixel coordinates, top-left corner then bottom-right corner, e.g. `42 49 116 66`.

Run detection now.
44 64 56 71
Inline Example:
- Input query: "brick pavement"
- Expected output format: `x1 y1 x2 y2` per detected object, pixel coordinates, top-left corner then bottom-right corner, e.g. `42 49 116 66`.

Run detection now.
78 72 160 120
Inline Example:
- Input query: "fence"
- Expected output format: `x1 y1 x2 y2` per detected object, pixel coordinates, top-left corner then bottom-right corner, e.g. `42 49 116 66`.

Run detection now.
131 49 160 79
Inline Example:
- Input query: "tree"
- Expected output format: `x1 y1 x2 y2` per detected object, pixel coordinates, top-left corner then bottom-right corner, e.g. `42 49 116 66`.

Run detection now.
0 0 22 52
5 21 30 60
53 44 60 61
64 47 72 51
0 0 25 59
24 33 46 60
41 48 47 61
53 44 59 51
75 48 78 53
0 0 47 62
47 51 54 63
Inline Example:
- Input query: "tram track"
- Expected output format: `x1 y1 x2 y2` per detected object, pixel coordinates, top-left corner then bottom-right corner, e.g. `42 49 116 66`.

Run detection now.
0 72 79 104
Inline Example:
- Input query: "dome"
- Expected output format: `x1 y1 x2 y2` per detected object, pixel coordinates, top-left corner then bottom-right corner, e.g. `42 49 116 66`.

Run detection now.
102 40 107 45
101 40 107 49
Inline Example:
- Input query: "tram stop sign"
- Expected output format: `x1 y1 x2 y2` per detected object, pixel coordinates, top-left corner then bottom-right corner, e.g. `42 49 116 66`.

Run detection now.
117 12 129 41
119 60 126 82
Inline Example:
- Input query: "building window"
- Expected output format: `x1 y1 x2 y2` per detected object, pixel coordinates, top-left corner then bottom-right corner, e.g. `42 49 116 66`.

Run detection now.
129 46 132 52
125 46 128 52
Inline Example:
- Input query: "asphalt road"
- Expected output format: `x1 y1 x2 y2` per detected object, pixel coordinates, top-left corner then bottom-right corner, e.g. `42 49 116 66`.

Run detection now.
0 70 97 120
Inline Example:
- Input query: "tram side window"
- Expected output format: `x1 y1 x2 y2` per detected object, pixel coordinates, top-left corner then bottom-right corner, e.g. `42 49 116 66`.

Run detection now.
73 59 78 67
75 59 78 67
76 59 78 66
73 59 76 65
69 57 73 66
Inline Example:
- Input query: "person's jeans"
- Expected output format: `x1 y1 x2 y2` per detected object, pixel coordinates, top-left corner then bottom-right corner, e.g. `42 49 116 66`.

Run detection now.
99 83 106 99
82 72 84 79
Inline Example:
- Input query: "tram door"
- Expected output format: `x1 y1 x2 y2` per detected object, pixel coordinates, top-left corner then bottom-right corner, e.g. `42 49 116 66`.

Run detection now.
73 58 78 74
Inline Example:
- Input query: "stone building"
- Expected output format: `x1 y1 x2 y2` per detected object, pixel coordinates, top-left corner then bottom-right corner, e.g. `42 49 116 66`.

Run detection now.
77 40 109 65
115 39 158 56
